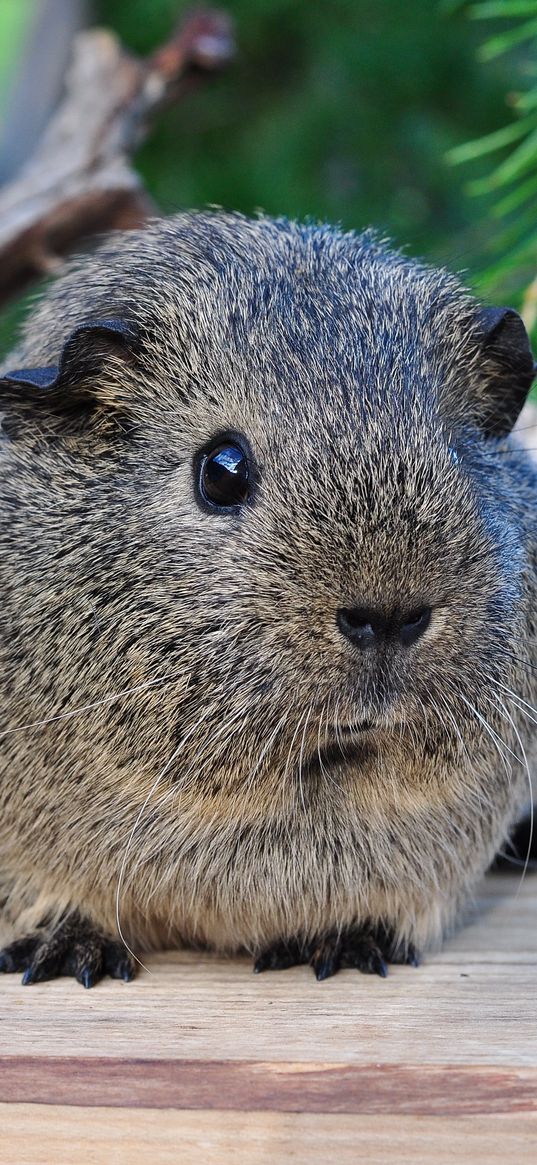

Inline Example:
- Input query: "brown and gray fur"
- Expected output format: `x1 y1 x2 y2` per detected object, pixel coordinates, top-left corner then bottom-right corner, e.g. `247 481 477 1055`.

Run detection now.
0 212 535 985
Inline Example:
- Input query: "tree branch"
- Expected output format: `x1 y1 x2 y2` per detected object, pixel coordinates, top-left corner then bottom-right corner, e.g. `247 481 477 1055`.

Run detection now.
0 8 234 307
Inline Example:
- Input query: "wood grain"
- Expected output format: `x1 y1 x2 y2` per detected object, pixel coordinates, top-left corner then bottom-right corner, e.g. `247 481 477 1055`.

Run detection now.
1 1107 536 1165
1 1058 536 1115
0 9 234 306
0 873 535 1159
1 956 536 1065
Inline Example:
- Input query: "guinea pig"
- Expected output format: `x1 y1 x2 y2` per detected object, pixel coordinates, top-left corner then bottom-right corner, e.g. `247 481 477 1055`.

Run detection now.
0 211 535 988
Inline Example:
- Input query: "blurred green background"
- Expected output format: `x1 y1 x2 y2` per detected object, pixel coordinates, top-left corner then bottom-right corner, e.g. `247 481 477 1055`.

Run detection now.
98 0 514 268
0 0 533 349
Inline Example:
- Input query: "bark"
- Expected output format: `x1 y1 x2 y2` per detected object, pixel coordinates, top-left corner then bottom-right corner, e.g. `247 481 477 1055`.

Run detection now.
0 8 234 306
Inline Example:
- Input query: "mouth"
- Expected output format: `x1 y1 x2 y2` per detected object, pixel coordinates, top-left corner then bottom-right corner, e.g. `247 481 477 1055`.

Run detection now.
302 722 377 779
337 720 375 735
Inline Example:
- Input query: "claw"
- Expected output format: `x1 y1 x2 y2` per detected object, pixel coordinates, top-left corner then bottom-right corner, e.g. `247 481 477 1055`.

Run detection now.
78 967 95 989
408 944 420 968
254 938 304 973
0 916 136 987
0 935 40 973
311 938 341 981
254 923 419 980
313 959 337 981
103 940 134 983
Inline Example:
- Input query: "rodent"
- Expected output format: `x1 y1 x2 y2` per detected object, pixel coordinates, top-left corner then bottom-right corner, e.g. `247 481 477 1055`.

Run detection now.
0 210 535 988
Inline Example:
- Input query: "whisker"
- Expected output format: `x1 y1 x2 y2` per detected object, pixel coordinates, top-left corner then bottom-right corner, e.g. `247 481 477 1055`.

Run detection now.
490 692 535 896
133 698 293 881
499 651 537 678
243 710 289 793
513 422 537 433
315 699 335 788
225 707 291 853
318 692 342 792
496 849 537 870
0 670 184 738
146 704 248 821
497 682 537 723
429 684 472 768
297 702 314 816
333 696 346 763
115 717 203 971
324 692 333 751
456 691 517 774
283 705 310 792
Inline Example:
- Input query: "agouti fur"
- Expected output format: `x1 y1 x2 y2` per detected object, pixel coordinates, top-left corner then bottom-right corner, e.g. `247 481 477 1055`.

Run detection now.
0 212 535 986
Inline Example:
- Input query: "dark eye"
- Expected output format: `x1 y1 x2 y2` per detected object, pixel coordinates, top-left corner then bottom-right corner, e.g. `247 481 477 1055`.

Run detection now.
199 442 250 509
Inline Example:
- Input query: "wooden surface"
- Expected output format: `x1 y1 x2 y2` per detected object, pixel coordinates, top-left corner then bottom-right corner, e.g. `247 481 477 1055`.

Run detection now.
0 871 536 1162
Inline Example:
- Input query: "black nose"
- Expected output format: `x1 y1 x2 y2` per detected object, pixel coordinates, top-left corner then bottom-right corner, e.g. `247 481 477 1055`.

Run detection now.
336 605 431 649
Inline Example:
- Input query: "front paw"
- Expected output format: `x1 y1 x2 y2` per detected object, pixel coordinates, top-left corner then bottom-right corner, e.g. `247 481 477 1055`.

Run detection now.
0 912 135 988
254 922 420 981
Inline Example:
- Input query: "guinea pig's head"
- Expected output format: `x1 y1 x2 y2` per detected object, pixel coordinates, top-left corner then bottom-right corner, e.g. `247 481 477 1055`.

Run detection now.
1 214 535 795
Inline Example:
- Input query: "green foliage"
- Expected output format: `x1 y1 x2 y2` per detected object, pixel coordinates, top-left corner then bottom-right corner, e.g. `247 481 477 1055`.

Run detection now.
98 0 516 271
448 0 537 298
0 291 35 357
0 0 35 105
0 0 530 356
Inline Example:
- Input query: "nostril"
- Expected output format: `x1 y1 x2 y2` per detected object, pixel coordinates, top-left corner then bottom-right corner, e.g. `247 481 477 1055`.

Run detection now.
399 605 432 647
336 607 381 650
337 605 432 650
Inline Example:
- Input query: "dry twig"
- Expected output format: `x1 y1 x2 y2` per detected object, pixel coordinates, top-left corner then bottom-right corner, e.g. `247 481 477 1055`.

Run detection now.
0 8 234 306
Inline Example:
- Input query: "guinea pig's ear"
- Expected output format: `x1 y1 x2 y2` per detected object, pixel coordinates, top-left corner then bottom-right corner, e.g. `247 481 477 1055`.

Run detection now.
0 319 139 413
477 307 536 437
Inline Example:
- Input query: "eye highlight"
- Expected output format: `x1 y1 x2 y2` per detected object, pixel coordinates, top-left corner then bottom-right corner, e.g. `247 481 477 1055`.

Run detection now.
198 440 250 510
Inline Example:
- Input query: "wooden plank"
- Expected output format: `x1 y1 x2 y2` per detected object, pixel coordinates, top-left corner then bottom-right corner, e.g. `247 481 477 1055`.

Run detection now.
435 872 537 961
0 874 535 1068
0 1058 536 1115
0 873 535 1161
1 1106 536 1165
1 958 536 1065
